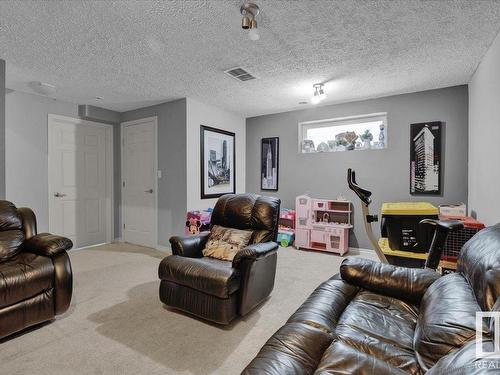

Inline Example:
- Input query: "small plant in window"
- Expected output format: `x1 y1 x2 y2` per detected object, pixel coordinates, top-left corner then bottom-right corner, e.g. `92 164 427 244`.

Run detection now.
359 129 373 149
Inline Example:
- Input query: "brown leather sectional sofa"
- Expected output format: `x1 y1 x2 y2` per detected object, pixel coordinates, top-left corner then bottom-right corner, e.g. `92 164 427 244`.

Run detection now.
243 224 500 374
159 193 281 324
0 201 73 340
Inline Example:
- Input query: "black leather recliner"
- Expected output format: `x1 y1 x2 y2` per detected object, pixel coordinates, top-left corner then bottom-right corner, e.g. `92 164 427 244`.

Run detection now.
158 193 281 325
0 200 73 340
243 223 500 374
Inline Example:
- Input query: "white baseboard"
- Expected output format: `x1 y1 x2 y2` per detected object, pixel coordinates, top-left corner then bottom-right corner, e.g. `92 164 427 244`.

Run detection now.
113 237 169 253
348 247 377 258
71 242 110 252
156 244 170 253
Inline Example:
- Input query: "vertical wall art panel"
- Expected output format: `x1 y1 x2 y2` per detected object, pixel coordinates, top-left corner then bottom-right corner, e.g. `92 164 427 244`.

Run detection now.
261 137 279 191
200 125 236 199
410 121 442 195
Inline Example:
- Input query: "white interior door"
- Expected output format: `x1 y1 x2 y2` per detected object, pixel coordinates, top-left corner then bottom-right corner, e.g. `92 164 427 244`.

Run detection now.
48 115 113 248
121 117 157 248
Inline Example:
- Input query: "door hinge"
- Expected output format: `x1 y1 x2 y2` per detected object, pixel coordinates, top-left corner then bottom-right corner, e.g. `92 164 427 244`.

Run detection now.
122 181 125 187
123 223 125 229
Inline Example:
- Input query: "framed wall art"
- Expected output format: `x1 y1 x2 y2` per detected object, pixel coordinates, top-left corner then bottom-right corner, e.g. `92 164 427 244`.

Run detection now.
410 121 442 195
261 137 279 191
200 125 236 199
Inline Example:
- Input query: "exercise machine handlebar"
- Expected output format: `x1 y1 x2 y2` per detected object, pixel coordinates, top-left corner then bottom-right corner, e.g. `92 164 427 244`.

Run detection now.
347 168 372 206
419 219 464 270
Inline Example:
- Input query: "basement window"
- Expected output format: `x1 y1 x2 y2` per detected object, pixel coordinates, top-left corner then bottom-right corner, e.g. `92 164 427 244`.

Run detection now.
298 113 388 153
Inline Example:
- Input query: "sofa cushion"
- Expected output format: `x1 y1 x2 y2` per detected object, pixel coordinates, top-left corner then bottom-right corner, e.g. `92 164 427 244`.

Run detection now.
334 290 422 374
315 339 411 375
0 252 54 308
427 298 500 375
414 273 489 372
202 225 252 261
457 223 500 311
0 201 24 261
242 322 334 375
158 255 240 298
287 276 359 334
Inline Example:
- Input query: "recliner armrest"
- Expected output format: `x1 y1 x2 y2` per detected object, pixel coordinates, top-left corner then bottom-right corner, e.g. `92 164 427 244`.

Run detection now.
233 242 278 268
169 233 209 258
340 257 440 305
22 233 73 257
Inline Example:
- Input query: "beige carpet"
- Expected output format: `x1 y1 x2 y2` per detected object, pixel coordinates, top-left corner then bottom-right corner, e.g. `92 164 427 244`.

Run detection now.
0 243 375 375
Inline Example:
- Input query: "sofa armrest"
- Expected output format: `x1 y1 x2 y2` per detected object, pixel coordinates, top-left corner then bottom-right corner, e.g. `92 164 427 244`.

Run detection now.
232 241 278 268
22 233 73 257
169 233 209 258
340 257 440 305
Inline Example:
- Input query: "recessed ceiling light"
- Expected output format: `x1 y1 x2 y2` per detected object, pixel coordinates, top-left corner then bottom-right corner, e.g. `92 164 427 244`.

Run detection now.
95 96 104 101
299 101 307 105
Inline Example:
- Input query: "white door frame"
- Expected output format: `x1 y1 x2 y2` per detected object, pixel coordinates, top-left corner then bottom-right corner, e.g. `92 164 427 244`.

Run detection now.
48 114 114 245
120 116 158 247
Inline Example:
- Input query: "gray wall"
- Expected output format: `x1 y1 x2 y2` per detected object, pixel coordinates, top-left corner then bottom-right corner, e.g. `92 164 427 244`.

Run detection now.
469 30 500 226
5 91 78 231
0 59 5 199
246 86 469 249
120 99 187 246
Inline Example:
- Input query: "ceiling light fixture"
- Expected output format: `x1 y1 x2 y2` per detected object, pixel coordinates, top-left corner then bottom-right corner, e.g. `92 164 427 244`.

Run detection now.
241 2 260 41
311 83 326 104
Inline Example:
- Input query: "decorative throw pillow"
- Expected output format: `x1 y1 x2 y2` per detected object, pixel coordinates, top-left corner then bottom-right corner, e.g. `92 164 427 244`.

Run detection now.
202 225 253 261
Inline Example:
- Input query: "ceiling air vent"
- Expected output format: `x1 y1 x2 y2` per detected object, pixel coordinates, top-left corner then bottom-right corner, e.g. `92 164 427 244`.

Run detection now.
224 67 257 82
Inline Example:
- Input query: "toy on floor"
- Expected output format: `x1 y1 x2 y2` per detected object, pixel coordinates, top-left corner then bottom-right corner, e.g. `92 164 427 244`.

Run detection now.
277 209 295 247
185 209 213 235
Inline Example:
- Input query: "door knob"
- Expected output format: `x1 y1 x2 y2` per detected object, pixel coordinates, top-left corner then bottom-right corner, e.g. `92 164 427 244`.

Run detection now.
54 192 67 198
144 189 154 193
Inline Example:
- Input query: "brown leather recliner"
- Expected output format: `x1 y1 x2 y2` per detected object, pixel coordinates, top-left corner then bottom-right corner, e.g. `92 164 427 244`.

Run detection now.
242 224 500 374
0 200 73 340
158 193 281 325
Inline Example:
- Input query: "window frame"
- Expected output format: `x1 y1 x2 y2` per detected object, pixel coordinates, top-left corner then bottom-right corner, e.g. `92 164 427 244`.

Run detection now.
297 112 388 154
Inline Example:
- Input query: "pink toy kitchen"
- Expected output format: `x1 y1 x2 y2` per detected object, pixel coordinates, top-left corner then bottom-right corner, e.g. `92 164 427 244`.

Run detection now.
295 195 353 255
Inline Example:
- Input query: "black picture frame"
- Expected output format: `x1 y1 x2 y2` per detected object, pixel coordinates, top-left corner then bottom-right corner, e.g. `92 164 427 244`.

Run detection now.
410 121 442 195
261 137 279 191
200 125 236 199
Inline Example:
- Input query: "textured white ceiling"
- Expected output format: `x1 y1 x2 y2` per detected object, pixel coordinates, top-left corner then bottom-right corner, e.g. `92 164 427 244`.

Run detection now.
1 0 500 117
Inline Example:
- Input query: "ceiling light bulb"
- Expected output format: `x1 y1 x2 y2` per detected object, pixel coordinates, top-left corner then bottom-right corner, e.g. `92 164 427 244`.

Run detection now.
312 83 326 103
242 16 250 29
249 28 260 41
311 95 321 105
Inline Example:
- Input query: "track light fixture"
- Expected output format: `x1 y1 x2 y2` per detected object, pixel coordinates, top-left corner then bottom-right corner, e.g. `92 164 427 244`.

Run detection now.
311 83 326 104
241 2 260 41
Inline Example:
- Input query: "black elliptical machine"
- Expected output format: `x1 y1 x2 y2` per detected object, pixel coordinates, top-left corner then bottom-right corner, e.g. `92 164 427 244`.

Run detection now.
347 168 464 270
